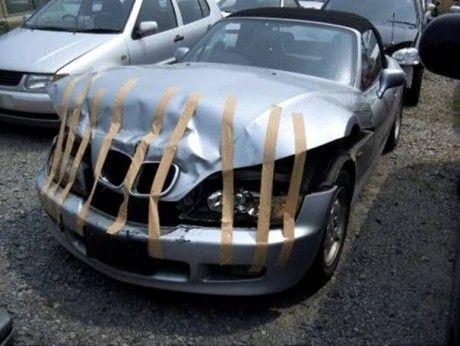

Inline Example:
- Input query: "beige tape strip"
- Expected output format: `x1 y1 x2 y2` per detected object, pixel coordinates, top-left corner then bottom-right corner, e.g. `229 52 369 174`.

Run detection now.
148 93 202 258
220 95 237 265
277 114 307 267
48 77 95 197
106 86 178 235
48 89 108 221
250 106 282 273
42 76 83 193
75 78 139 235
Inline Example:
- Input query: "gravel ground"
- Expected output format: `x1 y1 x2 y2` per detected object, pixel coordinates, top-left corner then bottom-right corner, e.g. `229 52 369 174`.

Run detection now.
0 72 458 345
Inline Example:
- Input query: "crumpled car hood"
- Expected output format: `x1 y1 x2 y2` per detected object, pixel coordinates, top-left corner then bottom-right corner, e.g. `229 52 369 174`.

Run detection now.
48 63 362 201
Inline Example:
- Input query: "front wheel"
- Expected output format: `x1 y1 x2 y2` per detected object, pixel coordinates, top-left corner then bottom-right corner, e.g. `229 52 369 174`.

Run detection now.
309 171 351 282
404 66 424 106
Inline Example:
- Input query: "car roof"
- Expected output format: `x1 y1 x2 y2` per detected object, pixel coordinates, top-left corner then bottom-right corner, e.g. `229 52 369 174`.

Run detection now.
229 8 374 34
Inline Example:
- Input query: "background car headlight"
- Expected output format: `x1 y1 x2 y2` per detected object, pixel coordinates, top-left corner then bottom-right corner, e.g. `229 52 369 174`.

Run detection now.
24 74 54 91
392 47 420 66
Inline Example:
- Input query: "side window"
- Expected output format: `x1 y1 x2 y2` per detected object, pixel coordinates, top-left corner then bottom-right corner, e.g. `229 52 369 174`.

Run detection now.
284 0 298 8
5 0 36 14
197 0 210 17
361 30 383 90
176 0 204 24
137 0 178 33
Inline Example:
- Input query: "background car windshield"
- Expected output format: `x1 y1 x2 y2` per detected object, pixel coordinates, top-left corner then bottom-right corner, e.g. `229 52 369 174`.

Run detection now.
325 0 418 26
23 0 135 32
218 0 280 13
184 19 357 85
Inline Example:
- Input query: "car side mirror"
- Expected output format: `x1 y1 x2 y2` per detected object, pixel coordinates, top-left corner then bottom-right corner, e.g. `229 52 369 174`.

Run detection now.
420 14 460 79
377 69 405 98
427 3 436 12
450 5 460 13
137 21 158 38
175 47 190 62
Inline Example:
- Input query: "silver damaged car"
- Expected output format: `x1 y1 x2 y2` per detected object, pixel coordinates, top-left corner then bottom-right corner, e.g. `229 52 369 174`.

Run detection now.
37 9 406 295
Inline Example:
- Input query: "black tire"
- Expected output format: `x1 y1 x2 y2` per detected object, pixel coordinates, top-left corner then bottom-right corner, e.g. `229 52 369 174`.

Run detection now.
404 66 424 106
309 171 351 282
384 105 403 153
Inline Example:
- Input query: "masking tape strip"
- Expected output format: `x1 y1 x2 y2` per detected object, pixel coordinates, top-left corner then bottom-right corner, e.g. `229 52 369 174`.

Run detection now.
49 77 95 197
277 114 307 267
250 106 282 273
220 95 237 265
49 89 108 221
75 78 139 235
106 86 178 235
148 93 202 258
42 76 83 193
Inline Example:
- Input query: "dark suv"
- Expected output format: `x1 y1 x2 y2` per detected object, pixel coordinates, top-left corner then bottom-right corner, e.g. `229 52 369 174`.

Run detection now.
324 0 437 106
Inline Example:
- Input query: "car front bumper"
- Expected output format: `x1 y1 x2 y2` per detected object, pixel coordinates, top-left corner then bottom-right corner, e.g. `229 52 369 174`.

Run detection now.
36 169 335 295
0 88 59 127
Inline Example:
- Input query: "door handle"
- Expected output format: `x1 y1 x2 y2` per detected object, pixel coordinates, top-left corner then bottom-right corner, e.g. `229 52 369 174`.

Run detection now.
174 35 184 42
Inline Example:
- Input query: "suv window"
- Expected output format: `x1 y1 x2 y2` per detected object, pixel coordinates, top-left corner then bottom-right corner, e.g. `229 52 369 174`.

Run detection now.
284 0 298 7
138 0 177 33
176 0 206 24
361 30 382 90
5 0 36 14
197 0 210 16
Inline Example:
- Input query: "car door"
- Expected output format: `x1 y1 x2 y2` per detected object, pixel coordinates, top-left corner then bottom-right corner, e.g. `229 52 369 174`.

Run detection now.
174 0 212 49
127 0 180 65
361 30 394 151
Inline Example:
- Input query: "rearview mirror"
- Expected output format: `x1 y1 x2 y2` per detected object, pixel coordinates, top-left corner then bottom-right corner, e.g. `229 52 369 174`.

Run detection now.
175 47 190 62
420 14 460 79
137 21 158 38
378 69 406 98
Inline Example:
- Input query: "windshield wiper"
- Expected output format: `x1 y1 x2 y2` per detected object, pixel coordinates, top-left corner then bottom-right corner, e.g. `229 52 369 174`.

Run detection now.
23 25 73 32
74 28 121 33
386 20 416 27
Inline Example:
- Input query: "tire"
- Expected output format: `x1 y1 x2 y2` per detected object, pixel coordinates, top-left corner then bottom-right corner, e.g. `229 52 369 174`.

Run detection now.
404 66 424 106
384 105 403 153
309 171 351 282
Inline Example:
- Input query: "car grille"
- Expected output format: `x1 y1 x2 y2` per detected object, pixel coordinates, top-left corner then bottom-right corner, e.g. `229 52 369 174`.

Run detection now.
0 70 24 86
100 149 178 195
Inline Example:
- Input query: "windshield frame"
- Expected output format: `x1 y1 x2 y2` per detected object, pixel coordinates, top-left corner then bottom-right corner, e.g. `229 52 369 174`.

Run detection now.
183 17 360 87
22 0 136 33
324 0 420 27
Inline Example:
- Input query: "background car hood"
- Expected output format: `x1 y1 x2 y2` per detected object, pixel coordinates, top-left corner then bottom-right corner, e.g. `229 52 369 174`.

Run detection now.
48 64 363 200
0 28 115 73
373 22 419 50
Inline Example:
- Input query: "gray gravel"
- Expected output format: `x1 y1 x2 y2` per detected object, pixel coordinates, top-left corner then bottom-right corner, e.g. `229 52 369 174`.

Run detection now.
0 72 458 345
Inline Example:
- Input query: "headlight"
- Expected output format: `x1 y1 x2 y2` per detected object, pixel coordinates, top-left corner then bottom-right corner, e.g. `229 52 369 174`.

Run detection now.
207 189 300 224
392 47 419 66
24 74 54 91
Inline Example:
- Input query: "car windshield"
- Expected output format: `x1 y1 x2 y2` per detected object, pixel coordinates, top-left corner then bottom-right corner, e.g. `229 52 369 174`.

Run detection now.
325 0 418 26
218 0 281 13
23 0 135 33
184 18 357 85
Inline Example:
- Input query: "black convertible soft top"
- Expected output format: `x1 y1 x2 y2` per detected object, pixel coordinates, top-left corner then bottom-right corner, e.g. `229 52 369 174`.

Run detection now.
229 8 374 34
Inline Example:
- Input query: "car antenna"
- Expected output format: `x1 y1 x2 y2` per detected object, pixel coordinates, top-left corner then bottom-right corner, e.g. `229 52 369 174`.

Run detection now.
391 12 396 45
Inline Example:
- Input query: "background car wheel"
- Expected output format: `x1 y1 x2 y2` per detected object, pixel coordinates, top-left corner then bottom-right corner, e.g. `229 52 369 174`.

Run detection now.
384 106 403 153
309 171 351 282
404 66 424 106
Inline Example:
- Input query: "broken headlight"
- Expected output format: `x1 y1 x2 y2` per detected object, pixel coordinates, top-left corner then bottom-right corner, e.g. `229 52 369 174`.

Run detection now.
178 156 307 227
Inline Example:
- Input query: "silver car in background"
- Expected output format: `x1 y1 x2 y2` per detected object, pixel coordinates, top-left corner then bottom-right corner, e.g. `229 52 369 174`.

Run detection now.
0 0 221 126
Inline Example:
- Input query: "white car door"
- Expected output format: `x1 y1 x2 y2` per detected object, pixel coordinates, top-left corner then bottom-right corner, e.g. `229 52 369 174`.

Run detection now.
127 0 180 65
173 0 213 49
